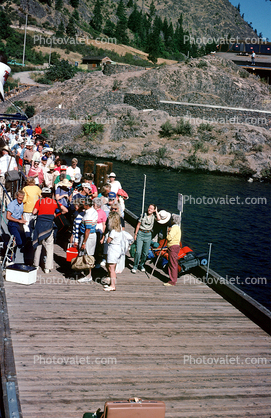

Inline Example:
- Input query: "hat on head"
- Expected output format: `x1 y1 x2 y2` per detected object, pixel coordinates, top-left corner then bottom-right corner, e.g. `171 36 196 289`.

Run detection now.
74 173 82 182
17 138 24 144
108 191 116 199
109 172 116 178
60 165 67 170
33 159 40 163
2 145 10 152
49 163 55 169
82 182 91 189
26 141 34 146
41 156 47 161
41 187 51 194
58 178 72 188
157 210 171 224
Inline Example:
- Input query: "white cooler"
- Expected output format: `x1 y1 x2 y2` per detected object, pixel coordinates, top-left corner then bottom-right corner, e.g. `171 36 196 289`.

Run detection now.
5 264 37 285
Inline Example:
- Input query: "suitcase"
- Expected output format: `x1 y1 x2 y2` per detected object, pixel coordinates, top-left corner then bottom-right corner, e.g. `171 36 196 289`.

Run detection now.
104 398 165 418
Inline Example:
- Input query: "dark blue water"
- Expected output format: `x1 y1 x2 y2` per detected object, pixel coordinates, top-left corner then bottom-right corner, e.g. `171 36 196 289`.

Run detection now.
66 155 271 311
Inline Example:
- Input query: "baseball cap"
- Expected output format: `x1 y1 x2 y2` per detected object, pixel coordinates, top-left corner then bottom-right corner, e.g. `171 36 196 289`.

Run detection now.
108 192 116 199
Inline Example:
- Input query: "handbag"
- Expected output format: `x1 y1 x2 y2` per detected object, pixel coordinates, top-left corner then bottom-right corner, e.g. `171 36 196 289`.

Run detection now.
54 201 70 232
5 156 20 182
71 254 95 270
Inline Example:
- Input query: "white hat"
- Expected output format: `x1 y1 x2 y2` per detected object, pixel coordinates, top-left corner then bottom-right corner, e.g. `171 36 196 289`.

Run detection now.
82 182 91 189
74 173 82 182
157 210 171 224
109 172 116 177
41 187 51 194
0 62 11 102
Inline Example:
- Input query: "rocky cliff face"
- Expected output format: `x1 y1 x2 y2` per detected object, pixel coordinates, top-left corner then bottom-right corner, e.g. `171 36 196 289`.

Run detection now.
15 0 257 41
5 56 270 179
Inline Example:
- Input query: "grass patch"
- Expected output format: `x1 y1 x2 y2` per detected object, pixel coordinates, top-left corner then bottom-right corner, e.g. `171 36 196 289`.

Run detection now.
175 119 193 136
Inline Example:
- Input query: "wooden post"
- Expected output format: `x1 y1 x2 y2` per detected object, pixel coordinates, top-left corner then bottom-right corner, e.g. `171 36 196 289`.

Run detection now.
95 164 108 192
83 160 94 175
103 161 113 174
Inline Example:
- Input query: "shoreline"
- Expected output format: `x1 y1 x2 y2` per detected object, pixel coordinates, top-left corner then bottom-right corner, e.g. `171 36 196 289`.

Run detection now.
56 149 271 182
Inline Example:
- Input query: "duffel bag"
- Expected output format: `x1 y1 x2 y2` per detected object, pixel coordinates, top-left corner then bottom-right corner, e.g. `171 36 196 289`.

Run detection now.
71 254 95 270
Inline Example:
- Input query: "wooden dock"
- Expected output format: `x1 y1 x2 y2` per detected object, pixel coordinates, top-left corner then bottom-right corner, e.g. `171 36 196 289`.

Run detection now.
1 220 270 418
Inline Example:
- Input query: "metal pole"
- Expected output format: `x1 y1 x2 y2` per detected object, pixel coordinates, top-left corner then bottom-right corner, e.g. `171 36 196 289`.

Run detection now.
22 14 28 67
141 174 146 218
48 42 52 66
206 242 212 281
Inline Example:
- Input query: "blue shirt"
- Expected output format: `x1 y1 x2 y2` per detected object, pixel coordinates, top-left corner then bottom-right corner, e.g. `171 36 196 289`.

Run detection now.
7 199 24 220
55 186 72 208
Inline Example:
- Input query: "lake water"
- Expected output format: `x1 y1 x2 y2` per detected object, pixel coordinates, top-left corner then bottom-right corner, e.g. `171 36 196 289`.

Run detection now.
66 155 271 311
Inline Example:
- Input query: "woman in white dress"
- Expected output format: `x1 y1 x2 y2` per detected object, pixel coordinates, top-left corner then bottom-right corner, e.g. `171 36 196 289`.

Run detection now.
105 212 122 291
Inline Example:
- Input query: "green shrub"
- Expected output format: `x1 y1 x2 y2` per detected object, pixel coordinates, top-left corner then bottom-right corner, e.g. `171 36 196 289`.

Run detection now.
198 123 213 132
112 80 122 91
251 144 263 152
83 121 104 135
174 119 193 136
193 141 209 153
46 59 77 82
157 146 169 159
185 153 203 168
25 105 35 118
197 60 208 68
239 69 249 78
35 76 53 85
159 120 174 137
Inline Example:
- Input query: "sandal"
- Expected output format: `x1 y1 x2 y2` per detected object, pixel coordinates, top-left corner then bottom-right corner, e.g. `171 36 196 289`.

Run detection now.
103 286 116 291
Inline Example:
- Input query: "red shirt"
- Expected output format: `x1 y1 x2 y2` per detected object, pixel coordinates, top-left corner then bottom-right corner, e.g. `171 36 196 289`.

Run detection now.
35 127 42 134
34 198 58 215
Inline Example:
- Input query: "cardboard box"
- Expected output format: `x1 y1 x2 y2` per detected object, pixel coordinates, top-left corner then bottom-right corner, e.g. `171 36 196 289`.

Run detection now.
6 264 37 285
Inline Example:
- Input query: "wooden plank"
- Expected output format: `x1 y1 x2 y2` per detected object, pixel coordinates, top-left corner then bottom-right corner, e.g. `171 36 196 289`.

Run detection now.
3 233 271 418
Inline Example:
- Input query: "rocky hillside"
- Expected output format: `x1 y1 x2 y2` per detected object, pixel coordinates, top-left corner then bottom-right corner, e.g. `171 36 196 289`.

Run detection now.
11 0 257 41
1 55 271 179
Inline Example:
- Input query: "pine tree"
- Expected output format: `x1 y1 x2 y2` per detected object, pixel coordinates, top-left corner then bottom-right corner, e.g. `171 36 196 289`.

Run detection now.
72 9 79 21
55 0 63 11
115 0 128 44
103 19 115 37
0 10 13 39
70 0 79 8
92 0 103 32
56 21 65 36
66 16 77 36
127 0 133 7
149 0 155 19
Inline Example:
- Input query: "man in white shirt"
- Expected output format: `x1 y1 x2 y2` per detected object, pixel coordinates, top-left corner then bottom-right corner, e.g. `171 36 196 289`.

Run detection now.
108 172 122 194
66 158 81 180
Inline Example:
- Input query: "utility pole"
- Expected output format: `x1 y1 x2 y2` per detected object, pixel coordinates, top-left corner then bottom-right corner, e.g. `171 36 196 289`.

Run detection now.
22 13 28 66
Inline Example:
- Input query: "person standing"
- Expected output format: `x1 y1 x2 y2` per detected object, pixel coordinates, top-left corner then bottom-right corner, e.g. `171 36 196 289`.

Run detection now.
22 177 41 237
23 142 35 175
66 158 81 180
79 197 98 283
251 51 256 66
32 187 68 273
164 214 181 286
104 211 122 291
108 172 122 194
132 204 161 273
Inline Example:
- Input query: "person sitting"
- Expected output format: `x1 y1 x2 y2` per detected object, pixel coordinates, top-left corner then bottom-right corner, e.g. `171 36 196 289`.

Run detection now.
32 187 68 273
131 204 161 274
6 190 27 261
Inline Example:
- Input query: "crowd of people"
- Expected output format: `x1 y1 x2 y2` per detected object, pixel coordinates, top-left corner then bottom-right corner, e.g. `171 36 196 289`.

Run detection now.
0 119 182 290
